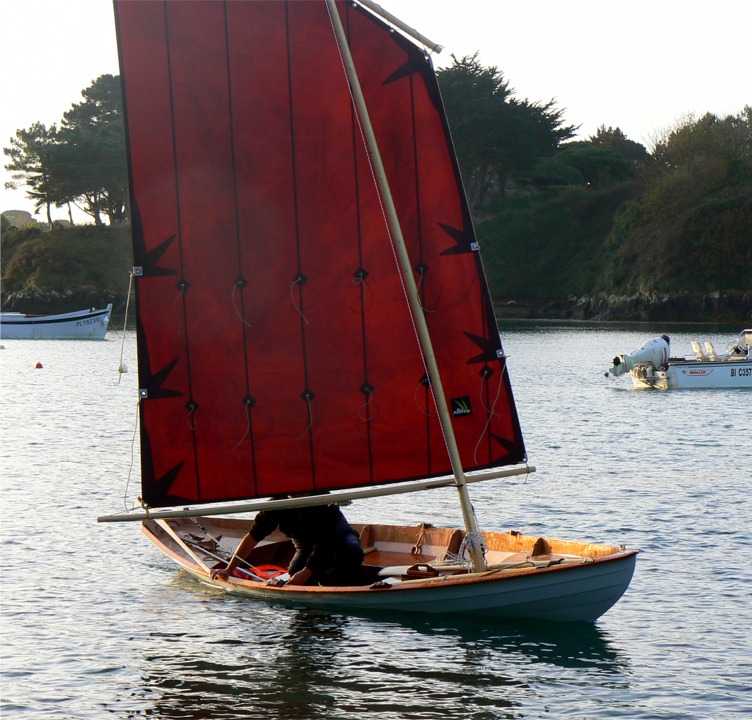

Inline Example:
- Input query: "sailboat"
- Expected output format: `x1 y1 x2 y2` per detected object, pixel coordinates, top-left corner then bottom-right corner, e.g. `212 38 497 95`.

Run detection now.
0 304 112 340
100 0 637 622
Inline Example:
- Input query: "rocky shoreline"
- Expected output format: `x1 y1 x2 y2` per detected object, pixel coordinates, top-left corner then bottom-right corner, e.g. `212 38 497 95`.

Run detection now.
495 291 752 323
3 287 750 324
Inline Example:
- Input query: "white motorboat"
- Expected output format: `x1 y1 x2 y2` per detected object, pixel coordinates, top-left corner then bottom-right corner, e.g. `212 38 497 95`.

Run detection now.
606 330 752 389
0 304 112 340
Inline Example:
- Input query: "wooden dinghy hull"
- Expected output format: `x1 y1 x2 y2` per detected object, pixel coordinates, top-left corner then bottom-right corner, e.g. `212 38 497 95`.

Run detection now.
142 518 637 623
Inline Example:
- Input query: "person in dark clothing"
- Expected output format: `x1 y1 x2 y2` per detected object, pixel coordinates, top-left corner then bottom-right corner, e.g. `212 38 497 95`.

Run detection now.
210 502 364 586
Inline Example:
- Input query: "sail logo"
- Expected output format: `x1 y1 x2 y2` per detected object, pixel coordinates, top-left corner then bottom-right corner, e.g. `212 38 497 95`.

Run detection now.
451 396 472 416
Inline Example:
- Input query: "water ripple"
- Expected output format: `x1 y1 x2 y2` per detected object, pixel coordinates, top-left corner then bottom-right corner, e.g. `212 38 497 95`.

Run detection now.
2 325 750 718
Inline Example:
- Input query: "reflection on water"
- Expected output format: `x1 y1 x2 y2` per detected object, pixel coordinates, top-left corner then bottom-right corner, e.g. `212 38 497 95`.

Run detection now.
2 324 750 719
397 614 627 672
123 577 628 720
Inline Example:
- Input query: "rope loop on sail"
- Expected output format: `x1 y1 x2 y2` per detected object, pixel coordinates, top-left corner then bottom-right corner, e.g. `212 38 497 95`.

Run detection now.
297 391 315 438
473 364 505 464
415 264 436 314
351 272 373 313
413 377 435 417
185 401 198 431
232 398 254 451
231 279 253 328
326 0 433 389
357 384 376 422
290 276 310 325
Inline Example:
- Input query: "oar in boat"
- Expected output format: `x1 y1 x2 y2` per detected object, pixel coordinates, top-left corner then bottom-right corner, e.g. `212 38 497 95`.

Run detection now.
157 519 285 582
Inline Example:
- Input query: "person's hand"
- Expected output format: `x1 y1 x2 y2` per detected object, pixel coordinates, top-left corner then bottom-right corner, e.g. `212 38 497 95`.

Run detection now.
211 567 231 581
287 567 313 586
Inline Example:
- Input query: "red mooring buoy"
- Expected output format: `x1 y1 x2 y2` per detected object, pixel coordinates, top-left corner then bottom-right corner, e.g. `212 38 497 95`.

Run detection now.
35 362 43 369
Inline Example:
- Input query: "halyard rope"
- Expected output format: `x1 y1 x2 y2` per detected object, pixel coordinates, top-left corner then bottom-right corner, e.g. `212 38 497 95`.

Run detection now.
117 271 134 384
122 396 141 512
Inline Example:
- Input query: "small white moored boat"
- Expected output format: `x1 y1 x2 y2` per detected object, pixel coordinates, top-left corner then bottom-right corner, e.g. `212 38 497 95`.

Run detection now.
606 330 752 389
0 304 112 340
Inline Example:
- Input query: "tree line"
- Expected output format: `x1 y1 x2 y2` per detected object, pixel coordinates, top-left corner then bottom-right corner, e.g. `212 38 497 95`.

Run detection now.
4 74 126 226
0 57 644 227
4 58 750 302
436 55 750 299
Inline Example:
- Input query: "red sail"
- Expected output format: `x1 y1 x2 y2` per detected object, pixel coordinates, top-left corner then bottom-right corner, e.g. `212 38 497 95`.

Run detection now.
114 0 525 508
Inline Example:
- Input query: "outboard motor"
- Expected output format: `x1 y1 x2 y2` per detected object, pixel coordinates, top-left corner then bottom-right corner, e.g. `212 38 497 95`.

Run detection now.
606 335 670 377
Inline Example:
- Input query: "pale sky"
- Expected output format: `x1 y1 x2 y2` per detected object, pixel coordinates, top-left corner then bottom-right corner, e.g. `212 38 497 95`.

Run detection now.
1 0 749 221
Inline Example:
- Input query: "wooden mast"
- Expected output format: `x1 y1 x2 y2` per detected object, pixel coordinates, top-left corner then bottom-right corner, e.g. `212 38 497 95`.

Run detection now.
324 0 487 571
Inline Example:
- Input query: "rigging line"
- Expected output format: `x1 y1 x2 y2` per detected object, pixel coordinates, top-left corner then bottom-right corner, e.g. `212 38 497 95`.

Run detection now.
327 1 436 402
283 2 307 331
416 266 436 313
221 4 247 316
479 361 507 416
327 1 475 536
351 275 372 313
231 282 253 328
221 3 254 416
171 286 186 336
117 271 135 384
460 531 487 559
232 403 252 451
357 387 375 422
414 380 434 417
122 397 141 512
186 405 197 431
185 540 266 581
473 366 505 465
297 395 314 439
189 516 222 544
290 279 310 325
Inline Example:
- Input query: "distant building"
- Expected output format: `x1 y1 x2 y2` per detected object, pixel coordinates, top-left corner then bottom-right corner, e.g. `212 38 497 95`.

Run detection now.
1 211 74 231
2 210 38 229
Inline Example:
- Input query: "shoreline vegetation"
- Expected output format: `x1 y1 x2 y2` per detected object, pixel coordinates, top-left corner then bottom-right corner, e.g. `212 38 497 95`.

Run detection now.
493 292 751 323
1 223 749 323
2 65 750 324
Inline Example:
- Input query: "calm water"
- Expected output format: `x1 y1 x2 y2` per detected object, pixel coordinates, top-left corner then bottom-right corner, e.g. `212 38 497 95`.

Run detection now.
1 321 750 719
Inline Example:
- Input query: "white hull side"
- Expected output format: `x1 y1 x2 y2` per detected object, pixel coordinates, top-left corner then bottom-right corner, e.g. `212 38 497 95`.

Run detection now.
0 304 112 340
630 360 752 390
